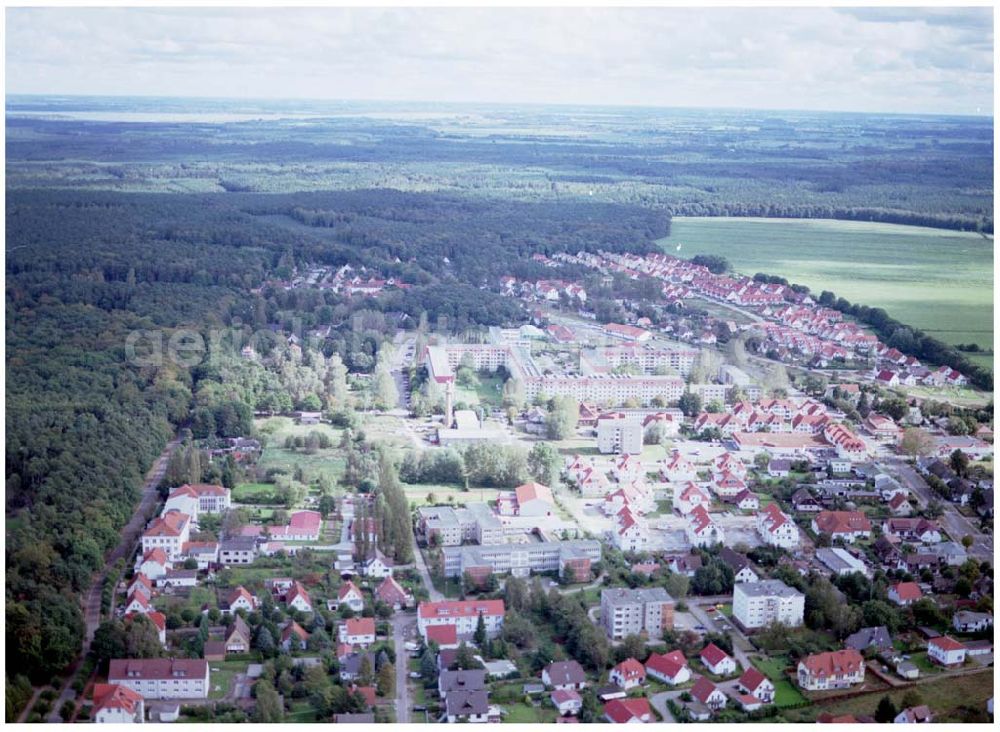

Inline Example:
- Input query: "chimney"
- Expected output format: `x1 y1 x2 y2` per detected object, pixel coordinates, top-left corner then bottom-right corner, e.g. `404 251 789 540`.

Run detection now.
445 379 455 428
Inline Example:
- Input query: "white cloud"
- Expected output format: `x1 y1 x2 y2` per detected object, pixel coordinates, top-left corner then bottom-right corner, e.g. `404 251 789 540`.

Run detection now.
5 7 993 115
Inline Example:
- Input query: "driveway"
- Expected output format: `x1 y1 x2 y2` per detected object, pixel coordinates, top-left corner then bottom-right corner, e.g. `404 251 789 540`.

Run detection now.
649 690 682 722
412 540 444 602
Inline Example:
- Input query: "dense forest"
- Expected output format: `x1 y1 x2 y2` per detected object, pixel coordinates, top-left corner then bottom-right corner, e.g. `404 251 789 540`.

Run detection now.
7 100 994 233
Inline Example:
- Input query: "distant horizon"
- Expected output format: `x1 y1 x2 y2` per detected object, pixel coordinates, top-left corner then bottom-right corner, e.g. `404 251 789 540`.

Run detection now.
6 7 992 117
5 92 995 120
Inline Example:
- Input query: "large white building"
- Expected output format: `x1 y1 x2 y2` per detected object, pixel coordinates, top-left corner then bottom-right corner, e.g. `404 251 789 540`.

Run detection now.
423 343 685 407
733 580 804 630
600 587 675 640
597 413 643 455
140 512 191 560
108 659 209 699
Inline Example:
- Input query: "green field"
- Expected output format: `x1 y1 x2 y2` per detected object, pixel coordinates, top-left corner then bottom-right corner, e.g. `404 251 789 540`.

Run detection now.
254 417 346 484
783 669 993 723
661 218 994 361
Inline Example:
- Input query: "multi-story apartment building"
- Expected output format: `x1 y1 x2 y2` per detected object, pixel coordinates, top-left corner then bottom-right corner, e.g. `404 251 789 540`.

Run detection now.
423 343 685 407
442 540 600 582
108 659 209 699
580 345 697 377
416 503 504 546
597 413 644 455
417 599 505 641
732 580 804 629
600 587 675 640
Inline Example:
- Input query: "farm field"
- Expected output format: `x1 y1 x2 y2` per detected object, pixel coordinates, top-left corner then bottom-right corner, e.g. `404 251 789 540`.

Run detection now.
660 218 994 362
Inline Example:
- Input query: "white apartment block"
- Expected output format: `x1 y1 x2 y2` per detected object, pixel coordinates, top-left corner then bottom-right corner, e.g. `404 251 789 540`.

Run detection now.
597 415 644 455
108 659 209 700
733 580 804 629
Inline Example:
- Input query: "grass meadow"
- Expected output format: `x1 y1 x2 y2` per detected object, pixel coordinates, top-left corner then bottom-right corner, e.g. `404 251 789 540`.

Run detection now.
661 218 993 361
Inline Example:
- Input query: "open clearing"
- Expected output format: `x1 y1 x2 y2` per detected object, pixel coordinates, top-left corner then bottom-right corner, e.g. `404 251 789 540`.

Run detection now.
660 218 993 362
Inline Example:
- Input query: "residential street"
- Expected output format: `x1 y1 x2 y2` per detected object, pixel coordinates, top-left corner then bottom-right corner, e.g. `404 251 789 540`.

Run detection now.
889 458 993 561
391 612 417 723
46 436 180 723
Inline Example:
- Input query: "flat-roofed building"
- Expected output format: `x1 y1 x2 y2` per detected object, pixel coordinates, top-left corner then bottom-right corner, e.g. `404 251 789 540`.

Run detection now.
733 580 804 629
442 540 601 583
600 587 675 640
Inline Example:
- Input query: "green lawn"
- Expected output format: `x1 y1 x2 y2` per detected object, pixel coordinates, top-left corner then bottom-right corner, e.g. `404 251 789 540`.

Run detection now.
207 659 248 700
910 651 943 675
454 373 505 407
402 483 502 507
502 702 558 723
753 655 807 707
662 218 994 358
153 586 216 616
233 482 280 502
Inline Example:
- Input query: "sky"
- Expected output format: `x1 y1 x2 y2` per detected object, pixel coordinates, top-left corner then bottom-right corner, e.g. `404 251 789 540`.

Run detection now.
5 6 994 115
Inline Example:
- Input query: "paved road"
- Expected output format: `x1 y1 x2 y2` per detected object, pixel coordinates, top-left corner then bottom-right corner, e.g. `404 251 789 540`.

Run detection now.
46 437 180 722
889 458 993 561
412 542 444 602
392 612 417 723
687 601 754 671
649 690 681 722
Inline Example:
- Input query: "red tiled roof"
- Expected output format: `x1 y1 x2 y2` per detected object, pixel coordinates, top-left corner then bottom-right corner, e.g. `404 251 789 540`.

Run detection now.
426 624 458 645
516 481 553 505
891 582 923 602
645 650 687 679
338 580 361 600
738 667 769 693
93 683 143 715
344 617 375 636
700 643 730 668
144 512 190 538
814 510 871 535
603 697 651 723
930 635 965 652
690 676 721 704
611 658 645 681
799 649 864 678
418 599 505 620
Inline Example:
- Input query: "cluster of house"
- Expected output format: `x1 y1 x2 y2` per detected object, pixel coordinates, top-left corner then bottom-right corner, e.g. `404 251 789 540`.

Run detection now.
270 263 411 298
873 359 968 389
499 275 587 304
525 249 976 387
